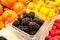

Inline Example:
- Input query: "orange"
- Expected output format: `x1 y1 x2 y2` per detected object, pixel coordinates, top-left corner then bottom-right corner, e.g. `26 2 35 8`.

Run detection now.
2 10 18 22
4 8 9 11
1 0 17 8
0 4 3 15
32 0 38 4
13 2 25 13
5 14 18 24
0 16 3 22
0 22 4 30
18 0 29 5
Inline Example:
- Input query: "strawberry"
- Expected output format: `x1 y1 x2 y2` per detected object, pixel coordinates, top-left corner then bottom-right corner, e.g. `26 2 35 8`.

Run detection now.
55 29 60 35
49 38 54 40
54 23 60 29
53 36 58 40
55 19 60 24
52 25 56 30
49 30 57 36
45 35 52 40
56 35 60 40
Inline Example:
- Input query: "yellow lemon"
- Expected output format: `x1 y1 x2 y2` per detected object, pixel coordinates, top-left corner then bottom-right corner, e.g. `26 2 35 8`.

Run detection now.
48 12 55 18
39 13 47 21
27 2 36 10
40 7 49 16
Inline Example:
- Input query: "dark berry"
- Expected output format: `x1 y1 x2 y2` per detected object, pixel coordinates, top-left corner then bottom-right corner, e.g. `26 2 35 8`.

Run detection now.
12 20 20 26
23 13 28 18
29 22 40 31
18 25 29 32
18 16 23 23
21 18 31 26
28 11 35 19
0 36 7 40
33 17 44 26
28 31 37 35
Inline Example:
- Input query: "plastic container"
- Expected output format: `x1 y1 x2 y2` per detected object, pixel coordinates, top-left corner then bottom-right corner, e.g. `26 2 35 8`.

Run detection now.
39 13 60 40
0 28 26 40
5 9 57 40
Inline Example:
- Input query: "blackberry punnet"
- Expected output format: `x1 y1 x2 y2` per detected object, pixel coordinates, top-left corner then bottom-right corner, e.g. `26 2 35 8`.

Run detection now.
12 11 44 35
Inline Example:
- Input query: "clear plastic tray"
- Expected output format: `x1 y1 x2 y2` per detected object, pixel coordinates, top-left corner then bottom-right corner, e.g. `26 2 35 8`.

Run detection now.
5 9 57 40
0 28 26 40
39 13 60 40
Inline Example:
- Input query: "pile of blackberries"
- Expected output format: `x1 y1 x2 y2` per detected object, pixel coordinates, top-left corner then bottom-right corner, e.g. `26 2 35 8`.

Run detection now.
12 11 44 35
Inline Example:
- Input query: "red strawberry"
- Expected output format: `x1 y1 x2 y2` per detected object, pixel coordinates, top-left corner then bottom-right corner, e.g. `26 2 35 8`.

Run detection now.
56 35 60 40
52 25 56 30
53 36 58 40
55 29 60 35
54 23 60 29
55 19 60 24
49 30 57 36
45 35 52 40
49 38 54 40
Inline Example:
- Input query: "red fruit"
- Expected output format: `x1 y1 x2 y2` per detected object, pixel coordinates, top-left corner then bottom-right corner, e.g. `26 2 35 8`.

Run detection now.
45 35 52 40
55 19 60 24
53 36 58 40
49 30 57 36
52 25 56 30
54 23 60 29
49 38 54 40
56 35 60 40
55 29 60 35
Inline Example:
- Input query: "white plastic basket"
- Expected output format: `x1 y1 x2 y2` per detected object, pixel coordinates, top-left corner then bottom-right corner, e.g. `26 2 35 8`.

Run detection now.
0 28 26 40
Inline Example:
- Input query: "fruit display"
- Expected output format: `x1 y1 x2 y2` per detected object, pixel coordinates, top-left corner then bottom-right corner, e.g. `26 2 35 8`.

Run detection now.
12 11 44 35
45 19 60 40
0 0 60 40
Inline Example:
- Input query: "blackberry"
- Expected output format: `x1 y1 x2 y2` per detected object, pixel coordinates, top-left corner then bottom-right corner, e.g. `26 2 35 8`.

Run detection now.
0 36 7 40
23 13 28 18
21 18 31 26
29 22 40 31
28 11 35 19
33 17 44 26
12 20 20 26
18 16 23 23
28 31 37 35
18 25 29 32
